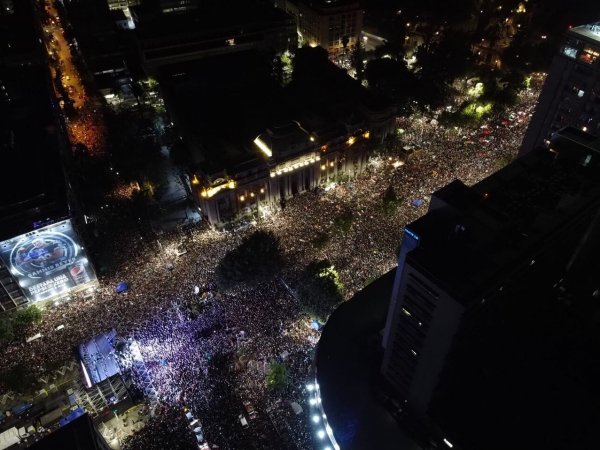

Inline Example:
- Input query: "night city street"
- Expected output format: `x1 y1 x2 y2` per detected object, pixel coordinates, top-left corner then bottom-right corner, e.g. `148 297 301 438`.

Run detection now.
2 1 600 450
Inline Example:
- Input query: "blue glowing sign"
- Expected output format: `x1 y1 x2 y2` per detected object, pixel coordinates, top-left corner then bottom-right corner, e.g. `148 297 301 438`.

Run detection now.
404 228 420 241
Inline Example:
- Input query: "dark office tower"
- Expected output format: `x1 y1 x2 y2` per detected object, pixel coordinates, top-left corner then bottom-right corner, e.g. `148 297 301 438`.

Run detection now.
382 127 600 432
520 22 600 156
29 414 111 450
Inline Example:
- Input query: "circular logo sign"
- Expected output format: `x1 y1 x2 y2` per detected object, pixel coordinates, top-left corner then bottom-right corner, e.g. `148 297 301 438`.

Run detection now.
10 232 78 279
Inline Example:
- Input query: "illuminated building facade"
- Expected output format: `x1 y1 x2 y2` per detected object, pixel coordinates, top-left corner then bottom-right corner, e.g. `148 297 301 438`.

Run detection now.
383 127 600 426
106 0 139 11
295 0 363 54
195 122 372 226
0 220 98 307
161 49 394 228
0 32 97 311
520 22 600 155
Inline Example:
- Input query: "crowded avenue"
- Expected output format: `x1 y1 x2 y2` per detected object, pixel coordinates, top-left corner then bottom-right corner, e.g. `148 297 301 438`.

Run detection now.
0 66 542 448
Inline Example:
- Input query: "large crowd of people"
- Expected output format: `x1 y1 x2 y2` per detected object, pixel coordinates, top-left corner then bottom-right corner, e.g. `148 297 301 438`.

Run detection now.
0 82 541 448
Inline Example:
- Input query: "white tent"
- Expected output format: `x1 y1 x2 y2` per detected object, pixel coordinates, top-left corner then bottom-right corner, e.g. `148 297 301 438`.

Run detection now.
290 402 303 415
0 427 20 450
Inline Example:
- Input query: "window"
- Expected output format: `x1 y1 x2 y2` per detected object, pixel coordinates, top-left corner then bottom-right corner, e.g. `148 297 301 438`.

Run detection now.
579 46 600 64
562 46 578 59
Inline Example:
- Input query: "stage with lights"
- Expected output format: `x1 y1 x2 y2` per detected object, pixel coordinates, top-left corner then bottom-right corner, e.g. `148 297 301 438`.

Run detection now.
78 329 121 387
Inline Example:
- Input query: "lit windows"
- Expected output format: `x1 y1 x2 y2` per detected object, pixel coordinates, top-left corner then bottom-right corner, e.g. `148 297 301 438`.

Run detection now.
579 46 600 64
562 46 578 59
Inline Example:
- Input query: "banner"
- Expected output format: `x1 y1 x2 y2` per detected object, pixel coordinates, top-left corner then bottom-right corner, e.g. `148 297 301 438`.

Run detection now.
0 220 97 302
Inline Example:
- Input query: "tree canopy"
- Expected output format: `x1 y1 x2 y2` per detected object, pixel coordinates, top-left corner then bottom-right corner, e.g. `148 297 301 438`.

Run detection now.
365 58 415 102
0 305 43 346
416 31 474 85
333 210 354 235
297 260 344 321
382 185 402 216
215 230 283 288
266 361 288 391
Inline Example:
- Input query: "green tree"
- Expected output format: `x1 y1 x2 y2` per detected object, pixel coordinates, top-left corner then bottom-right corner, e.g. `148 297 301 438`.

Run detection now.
382 185 401 216
416 30 474 87
365 58 415 102
333 210 354 234
2 364 37 393
503 29 557 73
292 46 330 83
216 230 283 288
350 42 366 81
297 260 344 321
0 318 14 345
12 305 42 335
266 362 288 391
477 74 518 108
341 36 350 54
312 231 330 250
272 51 294 87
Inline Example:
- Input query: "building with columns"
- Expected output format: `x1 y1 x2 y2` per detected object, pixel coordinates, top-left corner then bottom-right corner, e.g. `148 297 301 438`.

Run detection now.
286 0 363 55
195 120 372 226
160 49 394 228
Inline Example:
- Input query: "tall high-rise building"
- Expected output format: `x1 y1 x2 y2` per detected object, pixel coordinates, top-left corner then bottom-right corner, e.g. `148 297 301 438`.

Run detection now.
0 1 98 312
0 64 99 311
520 22 600 155
294 0 363 55
106 0 139 11
382 127 600 420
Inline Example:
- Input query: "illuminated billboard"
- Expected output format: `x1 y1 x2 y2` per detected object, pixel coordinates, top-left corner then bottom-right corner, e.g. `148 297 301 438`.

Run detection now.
0 220 97 302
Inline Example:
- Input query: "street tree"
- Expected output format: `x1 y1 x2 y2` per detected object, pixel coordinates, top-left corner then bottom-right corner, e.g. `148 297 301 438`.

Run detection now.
12 305 42 335
350 42 366 81
267 362 288 391
2 364 37 394
333 210 354 235
365 57 415 102
297 260 344 321
0 318 14 345
382 185 401 216
216 230 283 288
415 31 474 85
312 231 330 250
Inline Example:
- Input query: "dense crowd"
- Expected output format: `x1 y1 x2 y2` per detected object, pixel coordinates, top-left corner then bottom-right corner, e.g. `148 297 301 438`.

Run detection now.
0 84 541 448
121 406 197 450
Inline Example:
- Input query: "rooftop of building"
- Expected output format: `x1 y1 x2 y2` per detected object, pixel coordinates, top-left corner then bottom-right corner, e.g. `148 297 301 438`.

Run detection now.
429 198 600 450
62 3 128 78
549 124 600 151
133 0 294 41
159 47 384 178
405 127 600 303
298 0 361 13
159 50 292 175
569 21 600 46
0 0 40 62
0 64 68 241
